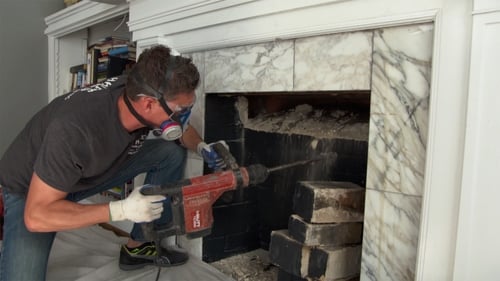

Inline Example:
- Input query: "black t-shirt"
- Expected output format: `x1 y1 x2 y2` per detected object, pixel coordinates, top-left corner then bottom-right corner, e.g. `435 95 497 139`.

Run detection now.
0 76 149 195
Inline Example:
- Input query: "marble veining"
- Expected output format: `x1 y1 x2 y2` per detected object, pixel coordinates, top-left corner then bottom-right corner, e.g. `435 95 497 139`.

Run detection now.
366 23 433 195
367 113 426 195
360 189 422 281
294 31 373 91
361 23 433 281
204 41 294 92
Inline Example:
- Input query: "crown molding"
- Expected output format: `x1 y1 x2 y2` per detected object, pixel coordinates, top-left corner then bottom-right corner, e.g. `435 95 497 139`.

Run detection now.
45 0 128 38
127 0 348 36
138 9 437 54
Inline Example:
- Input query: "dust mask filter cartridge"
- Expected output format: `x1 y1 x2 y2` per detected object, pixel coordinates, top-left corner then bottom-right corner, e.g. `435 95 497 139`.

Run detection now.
159 120 182 141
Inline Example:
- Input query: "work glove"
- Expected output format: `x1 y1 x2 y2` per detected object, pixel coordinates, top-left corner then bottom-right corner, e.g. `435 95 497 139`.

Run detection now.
109 185 165 223
197 140 229 171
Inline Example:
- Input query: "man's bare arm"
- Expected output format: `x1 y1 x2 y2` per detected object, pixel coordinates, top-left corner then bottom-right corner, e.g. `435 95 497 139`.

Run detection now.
24 172 110 232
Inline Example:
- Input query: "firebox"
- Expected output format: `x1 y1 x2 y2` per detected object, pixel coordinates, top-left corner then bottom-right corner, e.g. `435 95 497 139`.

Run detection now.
202 91 370 262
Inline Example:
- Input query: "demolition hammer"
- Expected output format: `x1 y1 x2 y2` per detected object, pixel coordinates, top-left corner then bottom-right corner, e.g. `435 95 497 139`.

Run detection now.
140 142 335 268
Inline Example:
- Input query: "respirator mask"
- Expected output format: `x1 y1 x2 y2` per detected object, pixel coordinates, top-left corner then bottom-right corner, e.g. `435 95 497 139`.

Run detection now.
124 56 193 141
154 97 194 140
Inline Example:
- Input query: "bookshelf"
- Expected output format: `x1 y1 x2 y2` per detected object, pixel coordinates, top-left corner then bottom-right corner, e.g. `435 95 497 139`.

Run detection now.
44 0 129 101
70 36 136 90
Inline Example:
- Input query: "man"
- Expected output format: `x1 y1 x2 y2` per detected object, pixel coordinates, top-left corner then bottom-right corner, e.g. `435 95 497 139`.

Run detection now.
0 45 225 280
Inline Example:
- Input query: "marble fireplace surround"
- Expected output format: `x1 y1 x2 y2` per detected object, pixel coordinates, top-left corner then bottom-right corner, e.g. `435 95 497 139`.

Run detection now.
175 23 432 281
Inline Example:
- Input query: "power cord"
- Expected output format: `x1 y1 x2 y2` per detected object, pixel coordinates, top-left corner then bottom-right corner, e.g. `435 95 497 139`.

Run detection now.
155 266 161 281
113 13 127 32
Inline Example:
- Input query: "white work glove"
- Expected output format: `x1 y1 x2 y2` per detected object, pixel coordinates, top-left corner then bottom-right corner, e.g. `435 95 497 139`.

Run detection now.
197 140 229 171
109 185 165 223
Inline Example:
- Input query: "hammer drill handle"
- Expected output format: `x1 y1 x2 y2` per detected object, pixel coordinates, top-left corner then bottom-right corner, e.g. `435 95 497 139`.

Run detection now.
140 180 189 196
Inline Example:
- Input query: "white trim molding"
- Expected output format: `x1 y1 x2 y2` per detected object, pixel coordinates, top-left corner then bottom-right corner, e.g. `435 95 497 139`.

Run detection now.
150 9 437 54
45 0 128 38
128 0 446 54
453 9 500 281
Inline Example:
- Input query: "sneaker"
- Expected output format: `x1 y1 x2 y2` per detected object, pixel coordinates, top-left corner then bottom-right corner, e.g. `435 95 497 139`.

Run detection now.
119 242 189 271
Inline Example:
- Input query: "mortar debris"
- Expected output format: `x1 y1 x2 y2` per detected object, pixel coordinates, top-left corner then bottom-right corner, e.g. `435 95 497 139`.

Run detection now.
209 249 278 281
236 98 369 141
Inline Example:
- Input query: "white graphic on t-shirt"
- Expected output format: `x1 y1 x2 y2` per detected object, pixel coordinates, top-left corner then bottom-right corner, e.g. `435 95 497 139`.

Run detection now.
64 77 120 100
128 134 148 155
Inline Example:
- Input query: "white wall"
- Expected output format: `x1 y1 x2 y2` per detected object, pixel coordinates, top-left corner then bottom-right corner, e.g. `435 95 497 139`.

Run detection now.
0 0 64 155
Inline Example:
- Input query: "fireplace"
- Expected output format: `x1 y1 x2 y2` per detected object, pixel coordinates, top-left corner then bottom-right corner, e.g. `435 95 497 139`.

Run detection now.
202 91 370 264
174 21 434 280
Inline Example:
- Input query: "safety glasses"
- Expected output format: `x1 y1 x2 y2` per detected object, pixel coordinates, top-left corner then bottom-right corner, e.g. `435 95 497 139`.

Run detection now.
166 98 195 115
137 93 195 115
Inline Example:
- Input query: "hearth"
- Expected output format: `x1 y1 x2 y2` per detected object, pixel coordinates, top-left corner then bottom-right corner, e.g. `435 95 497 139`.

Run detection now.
202 92 369 262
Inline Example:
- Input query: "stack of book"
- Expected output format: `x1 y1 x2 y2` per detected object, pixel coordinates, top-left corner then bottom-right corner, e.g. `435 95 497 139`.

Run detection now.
108 44 137 61
86 36 136 84
69 63 87 90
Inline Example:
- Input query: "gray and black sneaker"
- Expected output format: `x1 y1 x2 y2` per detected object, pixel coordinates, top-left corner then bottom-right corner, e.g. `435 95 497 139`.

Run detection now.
119 242 189 271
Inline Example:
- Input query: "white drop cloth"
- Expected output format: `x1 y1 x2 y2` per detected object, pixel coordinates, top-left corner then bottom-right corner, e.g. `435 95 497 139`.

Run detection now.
46 225 234 281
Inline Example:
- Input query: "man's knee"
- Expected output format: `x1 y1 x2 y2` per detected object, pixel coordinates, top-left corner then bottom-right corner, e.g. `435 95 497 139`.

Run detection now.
145 139 187 171
159 141 187 165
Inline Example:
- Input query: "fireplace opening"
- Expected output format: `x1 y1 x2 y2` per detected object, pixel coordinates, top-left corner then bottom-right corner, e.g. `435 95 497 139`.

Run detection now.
202 91 370 267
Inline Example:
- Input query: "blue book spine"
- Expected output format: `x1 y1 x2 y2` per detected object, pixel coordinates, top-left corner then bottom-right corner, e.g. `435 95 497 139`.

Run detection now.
108 46 130 56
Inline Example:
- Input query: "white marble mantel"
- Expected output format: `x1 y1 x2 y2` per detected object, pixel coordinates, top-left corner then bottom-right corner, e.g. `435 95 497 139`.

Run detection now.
128 0 441 53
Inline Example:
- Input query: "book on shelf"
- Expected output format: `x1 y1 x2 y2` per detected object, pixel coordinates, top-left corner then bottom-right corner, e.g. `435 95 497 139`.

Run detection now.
91 36 130 57
105 45 137 64
91 36 127 46
69 63 87 90
86 48 101 84
96 72 108 83
97 56 109 63
70 71 86 90
96 35 129 45
69 63 86 74
108 45 136 56
76 36 137 86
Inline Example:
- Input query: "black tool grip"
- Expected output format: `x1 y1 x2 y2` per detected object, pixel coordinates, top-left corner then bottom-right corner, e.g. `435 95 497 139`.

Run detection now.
139 180 190 196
